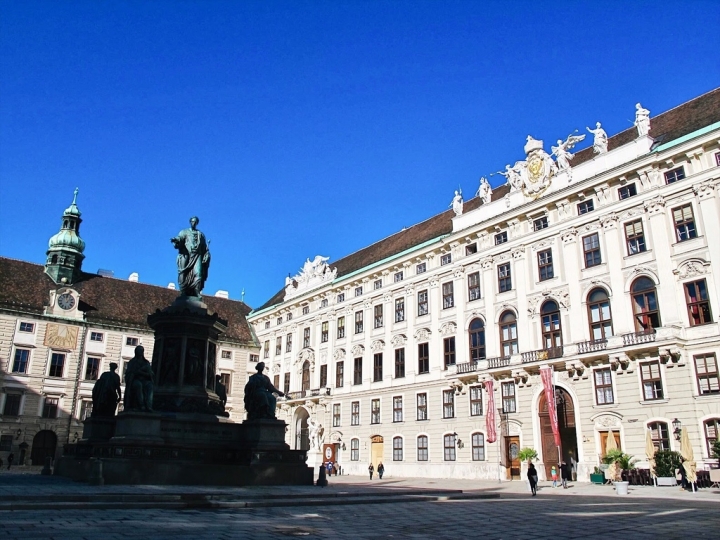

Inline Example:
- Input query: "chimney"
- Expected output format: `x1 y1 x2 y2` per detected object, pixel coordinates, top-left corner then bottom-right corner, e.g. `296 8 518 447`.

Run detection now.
167 283 176 290
215 290 229 299
128 272 139 282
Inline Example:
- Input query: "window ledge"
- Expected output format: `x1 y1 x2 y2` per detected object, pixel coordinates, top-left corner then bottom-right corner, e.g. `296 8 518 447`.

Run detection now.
693 393 720 401
672 236 704 248
623 249 653 261
639 399 668 405
592 403 619 410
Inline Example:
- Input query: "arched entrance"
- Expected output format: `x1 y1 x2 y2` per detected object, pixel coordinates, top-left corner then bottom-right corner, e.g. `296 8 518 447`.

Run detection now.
294 407 309 451
370 435 384 469
539 387 577 478
30 430 57 465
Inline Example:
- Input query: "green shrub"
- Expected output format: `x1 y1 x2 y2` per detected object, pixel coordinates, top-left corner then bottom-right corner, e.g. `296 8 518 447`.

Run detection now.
653 450 682 477
711 439 720 464
518 447 538 462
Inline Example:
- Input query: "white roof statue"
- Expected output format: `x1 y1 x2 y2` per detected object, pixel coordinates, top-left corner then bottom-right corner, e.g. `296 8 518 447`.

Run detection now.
635 103 651 138
551 132 586 182
476 176 492 204
284 255 337 300
586 122 608 154
450 190 463 216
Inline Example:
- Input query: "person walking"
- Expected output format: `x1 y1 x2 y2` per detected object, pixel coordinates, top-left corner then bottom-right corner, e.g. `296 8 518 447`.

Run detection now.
7 453 14 470
378 462 385 480
368 463 374 480
551 465 558 488
527 462 538 496
560 461 571 489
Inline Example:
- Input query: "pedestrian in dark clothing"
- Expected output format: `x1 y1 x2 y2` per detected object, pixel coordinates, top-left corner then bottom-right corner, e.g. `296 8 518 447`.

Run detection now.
560 461 571 488
378 462 385 479
0 457 3 470
368 463 374 480
527 463 538 496
7 453 14 470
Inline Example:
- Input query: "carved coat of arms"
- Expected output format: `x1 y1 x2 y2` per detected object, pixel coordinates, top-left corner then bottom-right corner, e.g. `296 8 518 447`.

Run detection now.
521 136 556 199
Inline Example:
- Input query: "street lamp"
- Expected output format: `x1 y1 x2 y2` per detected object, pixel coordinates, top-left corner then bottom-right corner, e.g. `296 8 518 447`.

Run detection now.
672 418 682 441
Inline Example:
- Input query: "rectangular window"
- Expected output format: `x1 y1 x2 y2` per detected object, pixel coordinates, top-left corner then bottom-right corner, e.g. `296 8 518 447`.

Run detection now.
394 271 404 282
673 204 697 242
472 433 485 461
353 357 363 385
417 290 429 316
577 199 595 215
265 321 270 329
373 353 383 382
441 253 452 265
79 400 93 421
502 382 516 413
287 313 293 322
495 231 508 245
444 434 456 461
418 343 429 374
286 333 292 353
371 399 380 424
355 311 364 334
594 368 614 405
685 279 712 326
374 304 383 329
442 281 454 309
395 298 405 323
416 262 426 274
498 263 512 292
417 393 427 421
716 152 720 167
393 437 403 461
470 386 483 416
89 331 104 342
695 354 720 395
19 322 35 333
664 166 686 184
374 279 382 290
618 183 637 200
337 316 345 339
533 216 548 231
443 337 456 369
583 233 602 268
537 249 554 281
273 374 280 388
335 361 344 388
641 361 664 400
333 403 341 427
263 340 270 359
625 220 646 255
42 397 59 419
355 286 363 297
220 373 232 395
321 298 328 308
126 337 139 346
221 350 232 359
393 396 403 422
302 305 309 315
467 271 481 301
12 348 30 373
275 337 282 355
351 439 359 461
85 357 101 381
49 353 65 378
337 293 345 303
249 354 259 364
283 373 290 394
443 389 455 419
319 364 328 388
395 348 405 378
417 435 429 461
303 327 310 348
2 394 21 416
277 317 282 325
321 322 329 343
351 401 360 425
465 243 478 255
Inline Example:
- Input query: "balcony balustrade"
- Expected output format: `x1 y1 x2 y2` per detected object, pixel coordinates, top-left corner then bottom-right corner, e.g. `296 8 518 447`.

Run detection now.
621 330 656 346
285 388 331 401
577 339 608 354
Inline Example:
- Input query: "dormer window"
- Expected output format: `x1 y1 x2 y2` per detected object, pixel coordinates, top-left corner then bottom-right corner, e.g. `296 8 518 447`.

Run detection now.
441 253 452 265
533 216 548 231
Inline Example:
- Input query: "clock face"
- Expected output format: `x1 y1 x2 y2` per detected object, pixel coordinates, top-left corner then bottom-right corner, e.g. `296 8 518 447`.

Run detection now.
58 293 76 310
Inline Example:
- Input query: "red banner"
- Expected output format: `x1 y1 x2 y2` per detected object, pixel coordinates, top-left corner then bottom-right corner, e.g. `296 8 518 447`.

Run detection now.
484 379 497 443
540 366 561 447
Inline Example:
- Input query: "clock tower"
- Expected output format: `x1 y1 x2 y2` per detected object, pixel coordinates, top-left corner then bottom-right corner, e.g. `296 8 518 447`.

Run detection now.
45 188 86 285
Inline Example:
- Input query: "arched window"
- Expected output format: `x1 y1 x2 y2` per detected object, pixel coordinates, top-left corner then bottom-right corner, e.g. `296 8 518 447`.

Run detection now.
393 436 403 461
541 301 562 351
648 421 670 451
469 318 486 361
350 438 359 461
704 418 719 457
631 277 661 331
587 288 613 340
417 435 428 461
499 311 518 356
443 434 456 461
471 432 485 461
301 361 310 391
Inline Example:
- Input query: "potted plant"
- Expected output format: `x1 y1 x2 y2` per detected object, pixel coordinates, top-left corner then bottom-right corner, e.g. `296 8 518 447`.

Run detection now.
518 448 538 492
590 466 604 484
653 450 682 486
712 439 720 466
602 449 638 495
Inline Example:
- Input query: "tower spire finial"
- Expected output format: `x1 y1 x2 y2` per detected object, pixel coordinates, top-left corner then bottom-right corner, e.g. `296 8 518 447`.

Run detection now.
72 187 79 205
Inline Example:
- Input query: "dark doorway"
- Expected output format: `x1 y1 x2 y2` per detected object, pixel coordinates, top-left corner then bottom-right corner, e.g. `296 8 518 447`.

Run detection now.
505 436 520 479
30 430 57 465
539 387 577 478
294 407 309 451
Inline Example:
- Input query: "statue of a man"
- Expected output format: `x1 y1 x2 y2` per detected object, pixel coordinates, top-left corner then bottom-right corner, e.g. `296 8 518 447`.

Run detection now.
586 122 608 154
634 103 651 137
91 362 121 417
244 362 285 420
476 177 492 204
215 374 227 409
124 345 154 412
171 216 211 298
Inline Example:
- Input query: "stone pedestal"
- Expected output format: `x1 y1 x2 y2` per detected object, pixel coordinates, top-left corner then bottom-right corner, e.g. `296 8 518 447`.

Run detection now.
81 417 116 442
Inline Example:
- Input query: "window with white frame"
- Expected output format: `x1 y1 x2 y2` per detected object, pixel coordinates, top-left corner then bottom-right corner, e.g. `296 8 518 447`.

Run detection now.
85 357 101 380
371 399 381 424
374 279 382 290
472 433 485 461
594 368 614 404
350 438 359 461
640 361 663 400
12 348 30 373
470 386 483 416
417 289 429 316
351 401 360 425
442 281 454 309
355 286 363 297
441 253 452 265
393 396 403 422
416 262 426 274
664 166 685 184
42 396 59 418
221 350 232 359
443 390 455 418
19 321 35 333
393 436 403 461
417 393 427 421
467 271 481 301
395 297 405 322
48 353 65 378
444 434 456 461
694 353 720 395
333 403 341 427
394 271 403 282
374 304 383 329
417 435 428 461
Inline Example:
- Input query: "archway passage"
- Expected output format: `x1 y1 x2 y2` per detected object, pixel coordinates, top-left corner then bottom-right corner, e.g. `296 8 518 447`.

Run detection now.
370 435 384 470
294 407 309 451
31 430 57 465
539 387 577 478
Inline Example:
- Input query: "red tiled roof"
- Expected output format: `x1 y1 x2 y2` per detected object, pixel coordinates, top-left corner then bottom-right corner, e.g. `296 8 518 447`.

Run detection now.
0 257 256 344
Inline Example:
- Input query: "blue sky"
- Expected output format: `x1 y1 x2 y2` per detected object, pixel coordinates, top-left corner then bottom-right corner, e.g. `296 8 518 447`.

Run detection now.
1 1 718 308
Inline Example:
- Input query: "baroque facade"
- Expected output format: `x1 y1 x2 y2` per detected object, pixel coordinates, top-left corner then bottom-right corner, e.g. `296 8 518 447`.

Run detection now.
249 89 720 481
0 195 258 466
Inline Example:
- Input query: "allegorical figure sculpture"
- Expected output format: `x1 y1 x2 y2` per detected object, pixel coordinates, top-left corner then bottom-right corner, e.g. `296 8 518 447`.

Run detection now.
551 132 586 181
244 362 285 420
450 190 463 216
634 103 651 137
171 216 211 298
124 345 154 412
215 374 227 409
91 362 122 417
476 177 492 204
498 163 524 192
587 122 608 154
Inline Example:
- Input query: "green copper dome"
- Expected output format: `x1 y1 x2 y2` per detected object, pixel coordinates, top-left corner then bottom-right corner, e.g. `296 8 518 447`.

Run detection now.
48 188 85 253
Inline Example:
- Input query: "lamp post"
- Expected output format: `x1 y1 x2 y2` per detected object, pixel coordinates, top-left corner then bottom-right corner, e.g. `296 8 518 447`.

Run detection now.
672 418 682 441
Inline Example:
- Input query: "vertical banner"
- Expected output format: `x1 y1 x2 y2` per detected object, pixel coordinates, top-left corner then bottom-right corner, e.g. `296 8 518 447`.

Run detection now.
484 379 497 443
540 366 561 447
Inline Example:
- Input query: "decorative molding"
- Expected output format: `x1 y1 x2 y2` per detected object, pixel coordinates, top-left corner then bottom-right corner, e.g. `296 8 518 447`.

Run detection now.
594 414 622 429
333 348 346 361
560 228 578 244
390 334 407 347
511 246 525 260
693 179 720 199
644 196 666 215
599 213 619 229
480 256 494 270
673 258 709 280
350 344 364 356
439 321 457 336
414 327 432 342
371 339 385 352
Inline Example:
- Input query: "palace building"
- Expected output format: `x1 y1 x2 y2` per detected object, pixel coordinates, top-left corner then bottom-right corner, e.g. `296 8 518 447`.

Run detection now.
0 194 258 466
248 88 720 481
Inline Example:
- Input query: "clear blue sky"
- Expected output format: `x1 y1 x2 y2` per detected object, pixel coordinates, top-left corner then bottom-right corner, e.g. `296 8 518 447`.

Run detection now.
1 1 718 308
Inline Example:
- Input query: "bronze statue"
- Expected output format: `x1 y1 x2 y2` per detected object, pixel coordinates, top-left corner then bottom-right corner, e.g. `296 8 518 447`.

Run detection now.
244 362 284 420
171 216 210 298
124 345 154 412
215 374 227 409
91 362 121 417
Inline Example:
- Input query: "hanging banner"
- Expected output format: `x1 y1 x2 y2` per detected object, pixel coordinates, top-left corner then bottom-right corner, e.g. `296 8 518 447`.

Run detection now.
484 379 497 443
540 366 561 447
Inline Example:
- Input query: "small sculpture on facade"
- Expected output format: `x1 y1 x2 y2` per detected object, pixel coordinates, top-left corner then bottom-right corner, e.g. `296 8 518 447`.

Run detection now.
244 362 286 420
634 103 651 138
308 418 322 449
91 362 122 417
215 374 227 409
476 177 492 204
124 346 154 412
497 163 524 192
450 190 463 216
171 216 211 298
551 132 586 181
586 122 608 154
